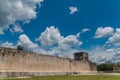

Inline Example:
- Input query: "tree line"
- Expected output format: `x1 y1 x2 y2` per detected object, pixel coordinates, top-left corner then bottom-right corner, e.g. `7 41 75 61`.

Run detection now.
97 62 114 72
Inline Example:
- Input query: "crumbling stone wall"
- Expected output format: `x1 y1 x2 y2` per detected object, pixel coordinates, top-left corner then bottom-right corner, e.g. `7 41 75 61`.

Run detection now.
114 63 120 72
0 47 96 75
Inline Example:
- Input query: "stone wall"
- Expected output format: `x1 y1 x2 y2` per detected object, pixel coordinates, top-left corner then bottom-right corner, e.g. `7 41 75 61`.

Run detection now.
114 63 120 72
0 47 96 77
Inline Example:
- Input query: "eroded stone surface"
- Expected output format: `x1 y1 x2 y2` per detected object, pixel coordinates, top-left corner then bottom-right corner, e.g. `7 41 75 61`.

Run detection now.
0 47 96 77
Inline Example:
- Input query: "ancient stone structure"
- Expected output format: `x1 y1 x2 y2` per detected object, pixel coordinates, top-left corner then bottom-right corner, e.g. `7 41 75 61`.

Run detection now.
0 47 96 77
74 52 88 61
114 63 120 72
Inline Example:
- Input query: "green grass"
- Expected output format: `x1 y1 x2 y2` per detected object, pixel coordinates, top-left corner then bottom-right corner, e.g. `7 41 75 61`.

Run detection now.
2 75 120 80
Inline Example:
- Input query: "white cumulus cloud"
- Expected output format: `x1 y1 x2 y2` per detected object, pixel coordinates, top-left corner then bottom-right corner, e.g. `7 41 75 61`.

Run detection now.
69 6 78 14
59 34 82 47
0 28 4 34
90 27 120 63
10 24 23 34
106 49 114 53
13 25 23 33
47 46 80 59
0 0 43 34
107 28 120 46
89 46 118 64
36 26 82 58
36 26 82 48
16 34 47 54
94 27 114 38
36 26 63 46
1 42 15 48
82 28 90 33
18 34 39 51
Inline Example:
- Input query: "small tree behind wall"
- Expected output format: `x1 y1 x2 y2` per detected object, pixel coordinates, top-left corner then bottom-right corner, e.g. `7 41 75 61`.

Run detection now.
17 45 24 51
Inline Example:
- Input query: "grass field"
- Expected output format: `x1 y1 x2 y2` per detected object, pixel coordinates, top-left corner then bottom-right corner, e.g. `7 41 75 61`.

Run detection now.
2 75 120 80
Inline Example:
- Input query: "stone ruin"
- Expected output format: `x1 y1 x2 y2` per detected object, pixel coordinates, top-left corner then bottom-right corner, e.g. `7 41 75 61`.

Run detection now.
0 47 96 77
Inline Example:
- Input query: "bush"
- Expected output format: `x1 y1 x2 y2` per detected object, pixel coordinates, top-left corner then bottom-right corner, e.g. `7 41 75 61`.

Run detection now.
97 63 114 71
17 45 24 50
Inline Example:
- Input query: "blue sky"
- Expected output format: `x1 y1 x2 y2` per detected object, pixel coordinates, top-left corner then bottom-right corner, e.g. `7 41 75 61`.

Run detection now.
0 0 120 63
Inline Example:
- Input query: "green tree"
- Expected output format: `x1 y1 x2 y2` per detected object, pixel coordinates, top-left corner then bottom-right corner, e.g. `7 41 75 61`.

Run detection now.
97 63 114 71
17 45 24 50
